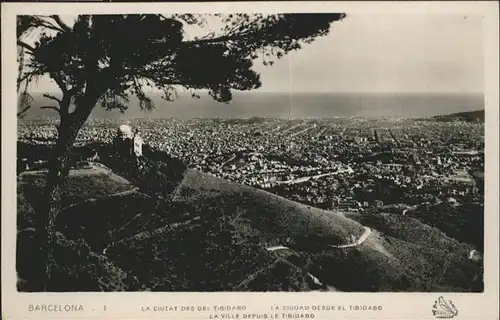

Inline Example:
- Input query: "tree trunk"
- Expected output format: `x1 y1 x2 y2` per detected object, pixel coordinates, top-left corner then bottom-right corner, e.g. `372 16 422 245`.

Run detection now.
34 94 99 291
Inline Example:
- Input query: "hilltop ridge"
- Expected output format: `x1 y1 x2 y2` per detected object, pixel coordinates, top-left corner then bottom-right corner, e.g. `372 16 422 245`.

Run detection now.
431 109 485 122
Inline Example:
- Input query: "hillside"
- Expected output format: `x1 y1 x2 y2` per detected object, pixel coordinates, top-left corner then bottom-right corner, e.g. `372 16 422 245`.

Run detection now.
343 212 483 291
432 109 485 122
16 142 483 292
172 169 365 248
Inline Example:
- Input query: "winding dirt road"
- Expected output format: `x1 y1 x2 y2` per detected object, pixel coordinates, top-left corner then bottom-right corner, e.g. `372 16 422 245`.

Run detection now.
331 226 372 249
265 226 372 290
266 226 372 252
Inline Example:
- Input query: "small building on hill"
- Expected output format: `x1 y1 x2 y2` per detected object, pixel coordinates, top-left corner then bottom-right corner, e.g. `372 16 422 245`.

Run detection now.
114 124 143 158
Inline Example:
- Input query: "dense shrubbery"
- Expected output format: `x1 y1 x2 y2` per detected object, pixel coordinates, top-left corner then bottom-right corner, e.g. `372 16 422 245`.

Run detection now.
16 228 43 291
49 232 139 291
56 193 156 251
17 185 37 231
343 213 483 292
306 245 428 292
409 202 484 251
99 143 187 202
238 259 311 291
17 142 54 162
104 203 302 291
17 229 139 292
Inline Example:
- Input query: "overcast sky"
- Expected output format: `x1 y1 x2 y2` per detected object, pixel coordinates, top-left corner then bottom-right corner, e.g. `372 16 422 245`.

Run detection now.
29 13 484 94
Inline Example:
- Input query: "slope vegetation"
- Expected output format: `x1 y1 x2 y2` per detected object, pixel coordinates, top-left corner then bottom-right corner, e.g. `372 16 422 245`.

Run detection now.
172 169 366 248
432 109 485 122
16 143 483 292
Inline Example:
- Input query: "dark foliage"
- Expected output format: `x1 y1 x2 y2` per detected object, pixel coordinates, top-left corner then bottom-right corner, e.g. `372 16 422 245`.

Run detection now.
238 259 311 291
105 212 279 291
100 143 187 201
17 229 139 292
344 213 483 292
56 193 155 251
409 202 484 251
307 248 427 292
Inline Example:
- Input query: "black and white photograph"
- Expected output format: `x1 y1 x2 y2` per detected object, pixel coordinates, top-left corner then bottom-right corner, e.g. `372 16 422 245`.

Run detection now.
10 7 491 296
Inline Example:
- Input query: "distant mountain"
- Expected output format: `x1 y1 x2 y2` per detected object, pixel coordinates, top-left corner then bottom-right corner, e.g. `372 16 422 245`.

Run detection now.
431 109 485 122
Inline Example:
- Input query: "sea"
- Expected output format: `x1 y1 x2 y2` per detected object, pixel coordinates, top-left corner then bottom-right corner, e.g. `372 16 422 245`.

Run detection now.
24 92 484 120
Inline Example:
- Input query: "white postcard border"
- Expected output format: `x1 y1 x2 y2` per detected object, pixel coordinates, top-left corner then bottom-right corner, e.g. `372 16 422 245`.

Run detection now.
2 2 499 320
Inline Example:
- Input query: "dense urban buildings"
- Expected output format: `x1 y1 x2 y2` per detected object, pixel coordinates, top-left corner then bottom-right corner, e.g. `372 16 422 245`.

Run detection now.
18 116 484 213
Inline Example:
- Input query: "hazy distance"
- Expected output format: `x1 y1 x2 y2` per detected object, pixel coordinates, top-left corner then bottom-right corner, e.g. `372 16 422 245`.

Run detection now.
23 13 484 119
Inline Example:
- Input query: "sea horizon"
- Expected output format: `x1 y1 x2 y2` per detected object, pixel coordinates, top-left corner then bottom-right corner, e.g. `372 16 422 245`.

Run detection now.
21 91 484 120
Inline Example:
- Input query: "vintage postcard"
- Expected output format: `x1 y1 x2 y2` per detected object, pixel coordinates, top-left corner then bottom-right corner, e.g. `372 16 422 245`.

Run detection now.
2 1 499 320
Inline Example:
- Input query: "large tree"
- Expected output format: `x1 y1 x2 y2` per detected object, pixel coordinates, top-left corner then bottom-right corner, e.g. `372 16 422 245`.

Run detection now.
17 13 346 290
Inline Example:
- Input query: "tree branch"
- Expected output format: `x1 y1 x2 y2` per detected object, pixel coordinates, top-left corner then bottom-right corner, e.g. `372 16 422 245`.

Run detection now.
40 22 65 33
50 73 68 93
17 40 35 53
40 105 61 113
183 34 234 46
18 72 36 87
42 94 62 104
49 15 71 32
17 105 32 118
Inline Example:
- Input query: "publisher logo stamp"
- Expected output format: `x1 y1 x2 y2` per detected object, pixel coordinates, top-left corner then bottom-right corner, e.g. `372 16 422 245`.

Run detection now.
432 296 458 319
